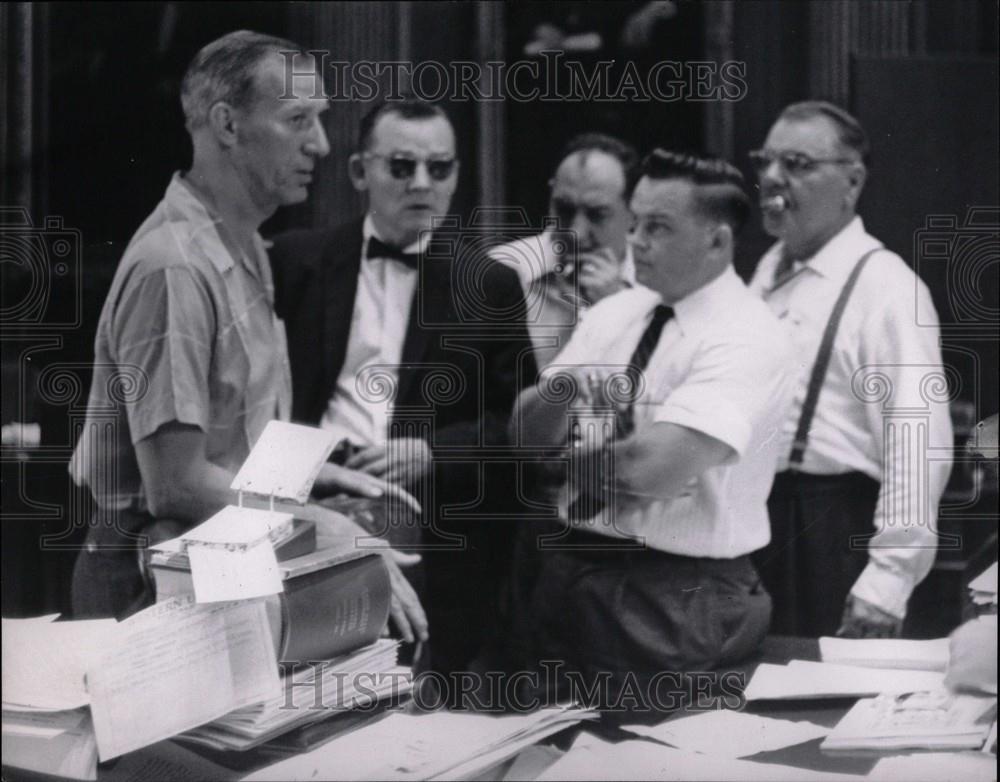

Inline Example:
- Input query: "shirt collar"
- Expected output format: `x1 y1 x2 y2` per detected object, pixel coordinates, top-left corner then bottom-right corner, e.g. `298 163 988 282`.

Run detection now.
363 214 431 257
167 172 240 275
671 266 744 335
782 215 876 282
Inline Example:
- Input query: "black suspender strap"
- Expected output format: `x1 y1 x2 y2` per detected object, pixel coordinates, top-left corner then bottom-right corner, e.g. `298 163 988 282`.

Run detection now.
788 246 884 469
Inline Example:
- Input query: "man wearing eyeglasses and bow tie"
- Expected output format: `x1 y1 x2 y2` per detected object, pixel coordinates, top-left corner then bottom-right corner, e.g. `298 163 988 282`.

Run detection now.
748 102 953 640
270 98 534 675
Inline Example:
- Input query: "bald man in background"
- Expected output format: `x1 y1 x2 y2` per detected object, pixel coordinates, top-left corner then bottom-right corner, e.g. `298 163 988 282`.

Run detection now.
490 133 640 368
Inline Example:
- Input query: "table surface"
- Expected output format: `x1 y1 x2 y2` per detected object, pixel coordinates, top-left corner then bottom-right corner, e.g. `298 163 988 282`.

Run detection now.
2 636 985 782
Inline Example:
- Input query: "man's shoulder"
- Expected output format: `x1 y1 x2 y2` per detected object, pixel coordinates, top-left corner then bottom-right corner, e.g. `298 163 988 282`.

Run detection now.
269 219 364 268
487 231 553 289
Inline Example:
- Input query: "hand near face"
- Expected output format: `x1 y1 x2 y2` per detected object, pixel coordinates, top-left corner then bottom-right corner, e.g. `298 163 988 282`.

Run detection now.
346 438 433 487
836 593 903 638
578 247 630 303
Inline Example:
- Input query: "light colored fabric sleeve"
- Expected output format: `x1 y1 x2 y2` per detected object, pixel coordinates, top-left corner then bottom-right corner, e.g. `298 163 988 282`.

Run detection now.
653 330 793 458
850 281 954 618
111 265 216 444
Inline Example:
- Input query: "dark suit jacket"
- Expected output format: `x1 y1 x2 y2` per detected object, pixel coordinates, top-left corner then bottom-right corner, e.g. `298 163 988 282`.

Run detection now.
270 217 536 454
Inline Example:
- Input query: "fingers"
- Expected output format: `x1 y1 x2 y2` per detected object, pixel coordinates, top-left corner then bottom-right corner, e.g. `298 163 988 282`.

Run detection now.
382 482 422 515
389 549 422 567
346 445 387 470
385 557 429 642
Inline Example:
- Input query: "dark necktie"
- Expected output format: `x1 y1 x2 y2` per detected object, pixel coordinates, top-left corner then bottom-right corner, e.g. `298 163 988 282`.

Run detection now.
566 304 674 523
771 245 801 289
367 236 420 269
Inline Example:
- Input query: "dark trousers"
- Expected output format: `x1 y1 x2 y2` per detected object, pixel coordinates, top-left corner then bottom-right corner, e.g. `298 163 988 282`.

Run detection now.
71 507 157 620
754 470 879 637
503 525 772 704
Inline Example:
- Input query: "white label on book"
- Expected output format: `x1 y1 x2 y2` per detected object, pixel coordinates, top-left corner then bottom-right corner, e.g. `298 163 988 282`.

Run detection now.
188 540 284 603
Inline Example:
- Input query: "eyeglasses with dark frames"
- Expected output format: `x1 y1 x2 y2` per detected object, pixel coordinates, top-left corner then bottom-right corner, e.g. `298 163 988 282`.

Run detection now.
749 149 856 176
363 153 457 181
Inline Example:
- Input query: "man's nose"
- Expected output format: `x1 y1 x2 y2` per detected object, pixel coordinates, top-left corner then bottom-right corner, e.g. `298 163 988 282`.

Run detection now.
569 211 592 245
759 157 786 187
306 118 331 158
408 161 432 190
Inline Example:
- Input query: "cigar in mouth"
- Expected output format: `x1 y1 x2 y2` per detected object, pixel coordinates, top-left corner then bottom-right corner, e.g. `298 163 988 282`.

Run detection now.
761 195 788 212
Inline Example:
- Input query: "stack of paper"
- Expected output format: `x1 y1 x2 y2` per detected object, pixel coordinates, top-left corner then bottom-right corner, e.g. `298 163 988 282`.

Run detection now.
243 704 598 781
622 710 829 757
180 638 404 751
744 659 945 701
1 614 116 780
86 595 280 761
2 708 98 781
869 750 999 780
821 689 997 752
969 561 998 606
819 636 950 672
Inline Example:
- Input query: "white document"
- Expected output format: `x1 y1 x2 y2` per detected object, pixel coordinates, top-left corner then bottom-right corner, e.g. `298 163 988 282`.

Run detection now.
86 595 279 760
744 660 946 701
2 615 119 710
622 709 829 757
187 538 283 603
819 636 950 672
231 420 337 504
535 736 868 781
183 505 290 602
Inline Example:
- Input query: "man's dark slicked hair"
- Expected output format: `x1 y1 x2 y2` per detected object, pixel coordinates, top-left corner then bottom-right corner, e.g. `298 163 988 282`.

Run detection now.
778 101 871 166
357 97 451 151
557 132 641 199
181 30 305 132
641 149 751 235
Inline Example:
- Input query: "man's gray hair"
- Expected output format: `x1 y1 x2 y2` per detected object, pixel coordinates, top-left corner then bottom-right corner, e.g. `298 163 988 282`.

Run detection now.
180 30 306 132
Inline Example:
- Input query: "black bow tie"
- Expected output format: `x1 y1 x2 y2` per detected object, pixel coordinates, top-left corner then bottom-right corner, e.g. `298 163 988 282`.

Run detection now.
367 236 420 269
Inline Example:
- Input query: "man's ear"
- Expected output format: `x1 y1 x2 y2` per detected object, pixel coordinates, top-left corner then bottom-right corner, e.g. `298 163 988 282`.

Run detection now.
207 102 238 148
708 221 734 258
348 153 367 192
845 161 867 206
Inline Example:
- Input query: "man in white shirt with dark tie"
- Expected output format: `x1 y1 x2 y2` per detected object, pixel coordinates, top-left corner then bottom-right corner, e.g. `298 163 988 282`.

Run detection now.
506 150 794 701
749 101 954 638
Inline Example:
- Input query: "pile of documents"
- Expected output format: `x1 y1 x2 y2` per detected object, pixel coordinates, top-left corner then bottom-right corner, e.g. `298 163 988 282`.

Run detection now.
821 689 997 752
1 614 114 780
243 703 598 781
180 638 406 750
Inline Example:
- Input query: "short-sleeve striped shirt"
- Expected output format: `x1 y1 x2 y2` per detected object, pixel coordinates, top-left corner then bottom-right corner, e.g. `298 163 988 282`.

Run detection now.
70 173 292 511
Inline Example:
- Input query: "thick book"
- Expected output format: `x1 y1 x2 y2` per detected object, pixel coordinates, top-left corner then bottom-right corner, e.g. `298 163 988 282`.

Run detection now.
151 541 390 666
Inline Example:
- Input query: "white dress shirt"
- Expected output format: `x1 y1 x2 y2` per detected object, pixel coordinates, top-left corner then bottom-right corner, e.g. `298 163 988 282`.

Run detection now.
550 268 795 558
491 230 637 368
320 216 423 446
749 216 954 618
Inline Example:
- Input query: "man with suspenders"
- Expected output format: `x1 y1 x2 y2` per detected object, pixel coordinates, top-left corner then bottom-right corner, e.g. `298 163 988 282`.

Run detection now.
749 102 954 638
